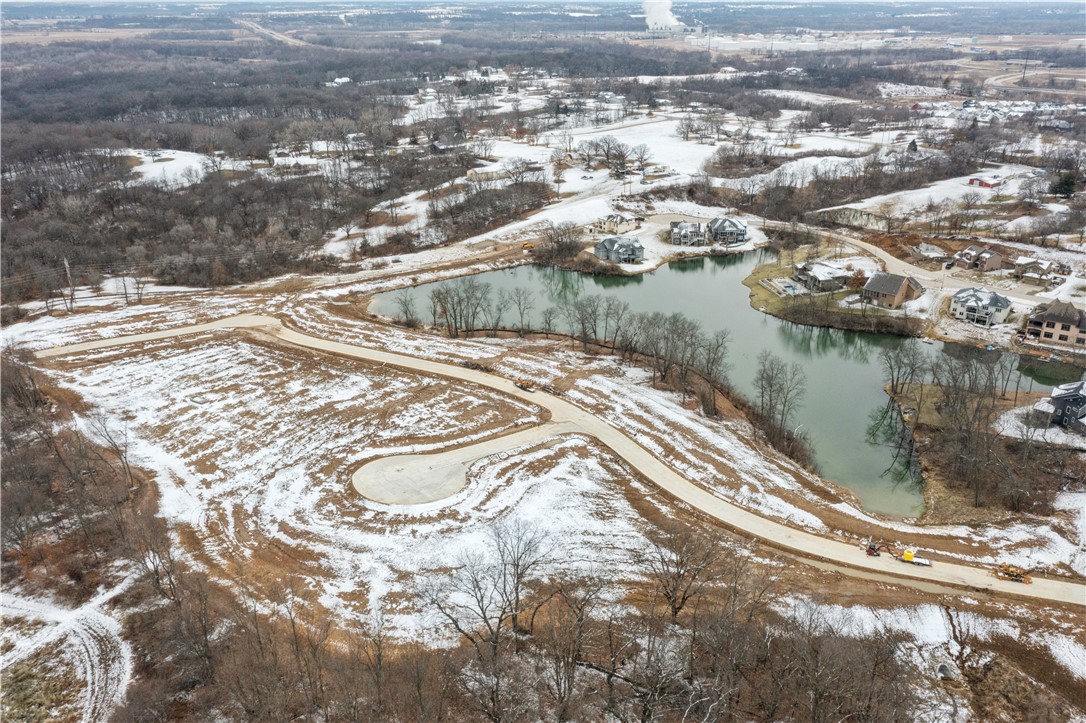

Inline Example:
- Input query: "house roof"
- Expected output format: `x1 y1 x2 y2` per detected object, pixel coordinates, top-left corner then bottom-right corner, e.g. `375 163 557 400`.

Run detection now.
1034 399 1057 414
797 261 851 282
598 236 642 253
864 272 908 296
952 287 1012 310
708 217 747 233
1031 299 1086 326
1051 381 1086 400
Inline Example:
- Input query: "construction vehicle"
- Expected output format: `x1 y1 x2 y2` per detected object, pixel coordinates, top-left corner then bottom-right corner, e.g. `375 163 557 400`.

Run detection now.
895 548 933 567
864 540 933 567
993 563 1032 584
514 379 535 392
522 242 534 251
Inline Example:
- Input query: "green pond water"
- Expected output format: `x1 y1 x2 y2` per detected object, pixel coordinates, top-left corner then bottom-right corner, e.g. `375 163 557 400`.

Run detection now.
371 251 1073 518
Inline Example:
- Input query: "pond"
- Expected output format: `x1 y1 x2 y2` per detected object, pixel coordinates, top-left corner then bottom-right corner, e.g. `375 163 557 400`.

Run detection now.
371 251 1070 518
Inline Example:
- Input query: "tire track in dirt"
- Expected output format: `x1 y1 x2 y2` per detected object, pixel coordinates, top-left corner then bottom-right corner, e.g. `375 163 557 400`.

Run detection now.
2 579 134 723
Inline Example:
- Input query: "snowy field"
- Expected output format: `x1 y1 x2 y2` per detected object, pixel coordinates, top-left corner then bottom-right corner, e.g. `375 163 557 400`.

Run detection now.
822 164 1038 216
776 595 1086 704
49 334 668 638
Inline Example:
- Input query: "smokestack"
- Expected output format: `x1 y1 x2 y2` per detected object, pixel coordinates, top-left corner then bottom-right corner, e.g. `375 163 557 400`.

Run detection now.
643 0 681 30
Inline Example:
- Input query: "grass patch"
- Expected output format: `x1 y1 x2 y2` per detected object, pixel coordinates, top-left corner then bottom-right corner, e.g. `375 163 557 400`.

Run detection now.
0 640 84 723
741 245 820 314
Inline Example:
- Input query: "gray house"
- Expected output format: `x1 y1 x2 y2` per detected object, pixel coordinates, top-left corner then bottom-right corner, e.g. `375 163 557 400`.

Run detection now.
1033 381 1086 431
594 236 645 264
950 288 1012 326
707 217 748 245
669 221 705 246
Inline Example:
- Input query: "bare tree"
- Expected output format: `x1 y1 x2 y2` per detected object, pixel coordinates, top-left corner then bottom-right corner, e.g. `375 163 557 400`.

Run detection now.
511 287 536 336
638 522 721 624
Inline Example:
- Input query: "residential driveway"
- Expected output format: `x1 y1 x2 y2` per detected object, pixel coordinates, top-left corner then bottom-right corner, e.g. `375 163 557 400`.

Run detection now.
37 314 1086 607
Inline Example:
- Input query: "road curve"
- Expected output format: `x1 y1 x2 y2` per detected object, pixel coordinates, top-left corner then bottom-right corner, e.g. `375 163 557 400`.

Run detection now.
35 314 1086 607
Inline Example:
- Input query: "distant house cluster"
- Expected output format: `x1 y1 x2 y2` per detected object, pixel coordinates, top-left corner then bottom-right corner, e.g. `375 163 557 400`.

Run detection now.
1026 300 1086 347
668 217 748 246
862 272 924 309
951 247 1066 287
594 236 644 264
950 287 1012 327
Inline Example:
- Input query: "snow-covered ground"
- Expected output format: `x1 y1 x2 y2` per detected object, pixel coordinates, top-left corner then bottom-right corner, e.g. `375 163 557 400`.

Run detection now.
1 577 135 722
822 164 1038 216
121 149 230 188
996 406 1086 451
50 335 663 639
777 596 1086 693
759 89 859 106
716 155 870 193
878 82 952 98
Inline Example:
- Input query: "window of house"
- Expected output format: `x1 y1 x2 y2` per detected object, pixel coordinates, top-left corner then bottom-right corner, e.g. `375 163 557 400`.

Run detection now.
1077 338 1085 345
1059 335 1069 341
1043 332 1053 338
1046 321 1056 328
1062 324 1071 331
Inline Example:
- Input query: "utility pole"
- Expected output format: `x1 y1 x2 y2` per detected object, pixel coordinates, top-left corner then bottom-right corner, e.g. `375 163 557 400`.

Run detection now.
63 257 75 312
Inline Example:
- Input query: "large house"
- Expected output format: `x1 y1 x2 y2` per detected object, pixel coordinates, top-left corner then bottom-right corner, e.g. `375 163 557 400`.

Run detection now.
1013 256 1054 286
950 287 1012 326
594 236 644 264
707 217 748 245
1033 381 1086 431
954 245 1003 272
862 272 924 308
1026 299 1086 347
670 221 705 246
793 260 853 292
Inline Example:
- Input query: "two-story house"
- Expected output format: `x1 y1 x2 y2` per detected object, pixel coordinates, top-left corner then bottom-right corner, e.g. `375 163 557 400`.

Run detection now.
1026 299 1086 347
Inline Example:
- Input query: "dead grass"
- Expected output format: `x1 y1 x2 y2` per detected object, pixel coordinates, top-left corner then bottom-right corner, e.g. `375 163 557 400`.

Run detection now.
0 640 84 723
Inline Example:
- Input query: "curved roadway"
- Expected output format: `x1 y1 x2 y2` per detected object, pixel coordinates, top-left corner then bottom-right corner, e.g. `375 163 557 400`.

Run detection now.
36 314 1085 607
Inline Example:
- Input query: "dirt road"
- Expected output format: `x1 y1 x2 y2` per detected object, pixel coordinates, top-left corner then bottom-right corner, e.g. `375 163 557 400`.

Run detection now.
36 315 1086 607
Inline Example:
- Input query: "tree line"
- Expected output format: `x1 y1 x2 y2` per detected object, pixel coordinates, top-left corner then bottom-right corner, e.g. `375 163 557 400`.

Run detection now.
878 341 1082 513
396 276 813 464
